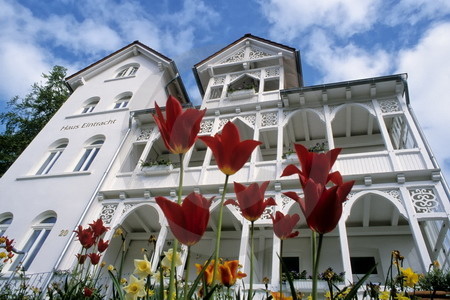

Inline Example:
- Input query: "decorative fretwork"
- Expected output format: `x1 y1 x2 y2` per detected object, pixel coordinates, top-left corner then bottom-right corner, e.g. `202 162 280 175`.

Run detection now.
218 118 230 131
230 74 241 82
329 102 375 116
122 203 135 215
409 188 442 213
281 195 294 211
200 120 214 134
378 99 401 113
260 205 275 220
243 115 256 126
249 47 272 59
261 112 278 127
136 128 153 141
100 204 118 225
221 48 245 64
385 190 401 202
213 76 226 85
265 67 280 78
248 71 261 78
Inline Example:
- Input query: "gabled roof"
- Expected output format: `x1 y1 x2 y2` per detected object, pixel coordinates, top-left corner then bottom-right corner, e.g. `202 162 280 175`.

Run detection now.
65 41 190 103
194 33 297 68
192 33 303 97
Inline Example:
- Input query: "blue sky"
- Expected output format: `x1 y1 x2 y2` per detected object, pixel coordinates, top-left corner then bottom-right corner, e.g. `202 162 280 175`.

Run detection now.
1 0 450 180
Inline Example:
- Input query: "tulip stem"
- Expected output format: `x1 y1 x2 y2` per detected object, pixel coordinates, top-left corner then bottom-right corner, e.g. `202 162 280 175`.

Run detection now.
168 153 185 300
184 246 191 300
312 232 324 300
279 239 284 298
212 174 230 285
249 221 255 300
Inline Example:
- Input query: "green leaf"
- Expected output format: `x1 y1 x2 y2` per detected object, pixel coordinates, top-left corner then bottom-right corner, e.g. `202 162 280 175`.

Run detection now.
343 264 378 300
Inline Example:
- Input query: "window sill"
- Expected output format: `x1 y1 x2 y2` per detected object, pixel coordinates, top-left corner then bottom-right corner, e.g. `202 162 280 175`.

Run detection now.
104 75 136 83
67 108 129 119
17 171 91 181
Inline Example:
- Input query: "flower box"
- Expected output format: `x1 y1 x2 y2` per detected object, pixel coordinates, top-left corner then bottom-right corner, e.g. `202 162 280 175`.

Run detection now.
413 291 450 300
141 164 173 175
228 88 256 100
292 279 328 291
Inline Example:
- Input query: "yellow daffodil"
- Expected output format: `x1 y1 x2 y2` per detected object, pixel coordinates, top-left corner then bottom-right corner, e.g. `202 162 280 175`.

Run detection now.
0 237 6 244
148 289 155 296
133 255 152 278
108 265 115 271
324 291 332 300
0 252 6 258
123 275 146 300
395 292 409 300
401 267 419 287
114 228 124 237
161 249 182 268
120 278 127 285
379 291 390 300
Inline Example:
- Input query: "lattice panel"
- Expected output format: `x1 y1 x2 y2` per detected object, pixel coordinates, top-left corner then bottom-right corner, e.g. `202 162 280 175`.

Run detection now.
249 47 272 59
221 48 245 64
261 112 278 127
136 128 153 141
378 99 401 113
200 120 214 134
213 76 226 85
100 204 118 225
265 67 280 78
409 188 443 213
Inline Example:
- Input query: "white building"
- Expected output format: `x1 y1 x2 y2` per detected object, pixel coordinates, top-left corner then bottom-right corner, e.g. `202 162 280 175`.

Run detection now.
1 34 449 293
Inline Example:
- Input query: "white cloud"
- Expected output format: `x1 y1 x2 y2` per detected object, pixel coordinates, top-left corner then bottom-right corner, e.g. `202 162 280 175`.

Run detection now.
306 29 391 83
260 0 379 41
396 22 450 175
384 0 450 26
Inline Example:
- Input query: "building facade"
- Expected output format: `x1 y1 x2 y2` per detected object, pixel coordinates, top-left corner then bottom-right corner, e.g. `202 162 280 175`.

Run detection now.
1 34 449 293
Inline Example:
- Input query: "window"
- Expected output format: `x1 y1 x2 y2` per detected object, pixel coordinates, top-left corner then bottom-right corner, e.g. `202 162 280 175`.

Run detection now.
0 214 13 236
350 257 377 274
115 65 139 78
10 216 56 271
82 97 100 114
114 95 131 109
209 86 223 99
36 142 68 175
74 139 104 171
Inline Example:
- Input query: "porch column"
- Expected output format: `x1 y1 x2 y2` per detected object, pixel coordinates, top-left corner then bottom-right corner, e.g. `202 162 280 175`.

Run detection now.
399 186 432 272
152 225 168 272
271 233 281 287
238 220 250 284
338 218 353 284
323 105 335 149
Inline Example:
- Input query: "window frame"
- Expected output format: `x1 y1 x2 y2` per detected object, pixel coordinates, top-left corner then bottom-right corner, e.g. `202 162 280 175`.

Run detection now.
74 139 104 172
9 216 56 271
36 143 68 175
115 65 139 79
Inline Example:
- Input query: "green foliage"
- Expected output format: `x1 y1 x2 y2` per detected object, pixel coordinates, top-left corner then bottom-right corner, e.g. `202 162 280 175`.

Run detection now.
418 268 450 292
0 65 70 176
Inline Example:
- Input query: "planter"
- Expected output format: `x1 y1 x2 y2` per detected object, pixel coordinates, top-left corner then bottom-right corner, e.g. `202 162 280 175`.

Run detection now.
228 89 256 100
283 153 298 163
414 291 450 300
292 279 328 291
141 164 173 175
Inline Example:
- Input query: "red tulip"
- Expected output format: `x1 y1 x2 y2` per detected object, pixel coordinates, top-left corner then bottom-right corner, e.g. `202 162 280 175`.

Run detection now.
88 252 101 265
156 192 213 246
154 95 206 154
97 238 109 253
74 226 95 249
89 219 109 238
225 181 276 222
199 122 262 175
285 175 355 234
76 253 87 264
83 287 94 297
281 144 342 187
270 211 300 240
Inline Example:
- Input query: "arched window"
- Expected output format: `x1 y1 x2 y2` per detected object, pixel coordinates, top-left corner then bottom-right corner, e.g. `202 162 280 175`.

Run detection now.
74 138 104 171
82 97 100 114
114 93 132 109
36 141 68 175
115 64 139 78
0 214 13 236
10 215 56 271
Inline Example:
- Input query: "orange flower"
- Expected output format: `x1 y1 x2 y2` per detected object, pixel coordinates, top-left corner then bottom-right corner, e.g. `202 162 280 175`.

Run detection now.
199 122 261 175
154 95 206 154
218 260 246 287
271 291 293 300
195 260 216 285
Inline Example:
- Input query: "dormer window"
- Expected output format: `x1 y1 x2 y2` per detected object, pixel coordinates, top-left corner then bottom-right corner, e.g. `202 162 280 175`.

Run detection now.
115 64 139 78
